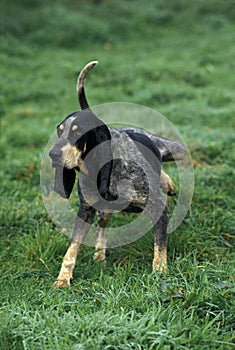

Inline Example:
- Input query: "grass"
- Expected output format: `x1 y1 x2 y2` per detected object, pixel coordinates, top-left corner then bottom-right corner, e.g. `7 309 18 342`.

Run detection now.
1 0 235 349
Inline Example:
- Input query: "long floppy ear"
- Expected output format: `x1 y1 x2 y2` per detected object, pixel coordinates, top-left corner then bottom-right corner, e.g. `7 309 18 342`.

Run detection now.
84 123 113 201
96 124 113 199
54 166 76 199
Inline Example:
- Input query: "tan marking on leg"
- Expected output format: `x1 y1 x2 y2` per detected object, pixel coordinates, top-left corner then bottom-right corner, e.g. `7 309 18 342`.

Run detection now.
55 242 81 288
152 243 167 273
93 227 107 264
160 170 176 196
93 212 110 265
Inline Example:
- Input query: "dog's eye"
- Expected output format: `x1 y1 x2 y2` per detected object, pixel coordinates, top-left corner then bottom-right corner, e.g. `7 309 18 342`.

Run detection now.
72 125 79 132
57 124 64 137
71 125 82 137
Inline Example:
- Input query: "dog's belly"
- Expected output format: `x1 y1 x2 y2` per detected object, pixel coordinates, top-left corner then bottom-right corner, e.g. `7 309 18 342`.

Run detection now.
108 184 148 213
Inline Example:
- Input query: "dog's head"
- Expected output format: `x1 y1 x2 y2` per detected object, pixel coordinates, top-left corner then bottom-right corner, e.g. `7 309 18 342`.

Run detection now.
49 109 113 199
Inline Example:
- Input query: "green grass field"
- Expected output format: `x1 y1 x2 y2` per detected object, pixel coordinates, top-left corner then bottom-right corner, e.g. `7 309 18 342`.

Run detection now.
1 1 235 349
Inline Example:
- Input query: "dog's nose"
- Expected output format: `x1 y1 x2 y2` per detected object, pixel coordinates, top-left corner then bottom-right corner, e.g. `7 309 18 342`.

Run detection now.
49 148 62 160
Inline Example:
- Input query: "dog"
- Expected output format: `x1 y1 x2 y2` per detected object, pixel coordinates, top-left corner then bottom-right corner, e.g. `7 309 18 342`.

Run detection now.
49 61 186 288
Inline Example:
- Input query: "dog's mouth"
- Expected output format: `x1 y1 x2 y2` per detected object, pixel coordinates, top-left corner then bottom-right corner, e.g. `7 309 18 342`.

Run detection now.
51 159 77 171
51 160 63 168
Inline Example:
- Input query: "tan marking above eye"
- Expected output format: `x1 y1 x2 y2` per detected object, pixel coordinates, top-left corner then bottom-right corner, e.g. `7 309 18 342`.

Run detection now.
72 125 78 131
59 124 64 131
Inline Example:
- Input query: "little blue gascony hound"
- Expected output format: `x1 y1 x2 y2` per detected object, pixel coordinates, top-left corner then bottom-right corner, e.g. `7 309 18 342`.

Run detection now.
49 61 186 288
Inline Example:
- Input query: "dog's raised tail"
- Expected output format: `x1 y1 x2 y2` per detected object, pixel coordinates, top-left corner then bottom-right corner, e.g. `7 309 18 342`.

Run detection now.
77 60 98 110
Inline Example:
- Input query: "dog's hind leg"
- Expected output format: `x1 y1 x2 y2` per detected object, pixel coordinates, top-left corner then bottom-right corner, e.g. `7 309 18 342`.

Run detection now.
151 200 168 273
93 211 111 265
55 205 96 288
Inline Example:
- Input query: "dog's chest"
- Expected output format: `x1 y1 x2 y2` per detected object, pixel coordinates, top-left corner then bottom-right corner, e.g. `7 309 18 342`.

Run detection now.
108 132 151 205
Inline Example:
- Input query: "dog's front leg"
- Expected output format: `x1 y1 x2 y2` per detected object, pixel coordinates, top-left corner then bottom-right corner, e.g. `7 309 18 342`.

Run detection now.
93 211 111 264
55 205 96 288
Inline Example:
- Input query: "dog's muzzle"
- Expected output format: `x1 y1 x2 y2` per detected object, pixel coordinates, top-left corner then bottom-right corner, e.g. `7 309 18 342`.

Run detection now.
49 147 63 167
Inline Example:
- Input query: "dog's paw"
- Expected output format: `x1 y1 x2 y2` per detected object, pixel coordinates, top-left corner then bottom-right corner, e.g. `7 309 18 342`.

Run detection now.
152 262 168 274
93 250 107 266
54 277 73 289
152 244 167 273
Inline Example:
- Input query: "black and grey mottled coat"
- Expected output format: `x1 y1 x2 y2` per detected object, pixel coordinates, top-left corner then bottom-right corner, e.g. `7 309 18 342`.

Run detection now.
48 61 186 288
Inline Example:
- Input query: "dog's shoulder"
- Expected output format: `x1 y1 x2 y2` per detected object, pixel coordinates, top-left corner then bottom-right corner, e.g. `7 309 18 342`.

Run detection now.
110 128 161 162
108 127 162 178
124 129 162 164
